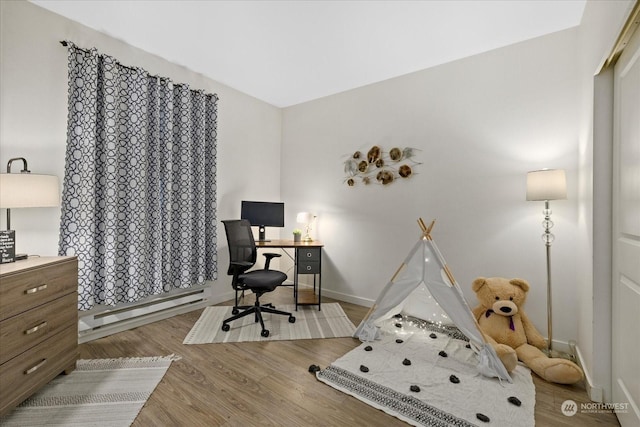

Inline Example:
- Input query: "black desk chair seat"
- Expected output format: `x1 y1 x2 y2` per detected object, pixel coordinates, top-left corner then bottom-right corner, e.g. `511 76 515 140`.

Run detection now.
222 219 295 337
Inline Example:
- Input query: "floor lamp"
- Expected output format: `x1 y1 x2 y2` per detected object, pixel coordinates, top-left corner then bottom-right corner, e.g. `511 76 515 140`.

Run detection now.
526 169 567 357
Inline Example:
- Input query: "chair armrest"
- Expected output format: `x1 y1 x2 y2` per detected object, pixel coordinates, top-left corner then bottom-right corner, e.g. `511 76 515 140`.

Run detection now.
262 252 282 270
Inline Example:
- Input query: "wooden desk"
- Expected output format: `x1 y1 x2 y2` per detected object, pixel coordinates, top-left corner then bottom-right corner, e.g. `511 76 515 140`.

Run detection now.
256 240 324 310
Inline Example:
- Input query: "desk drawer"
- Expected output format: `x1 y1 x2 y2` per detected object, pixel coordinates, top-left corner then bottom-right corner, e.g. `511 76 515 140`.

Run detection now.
0 260 77 321
0 292 78 365
298 261 320 274
298 248 321 261
0 325 77 415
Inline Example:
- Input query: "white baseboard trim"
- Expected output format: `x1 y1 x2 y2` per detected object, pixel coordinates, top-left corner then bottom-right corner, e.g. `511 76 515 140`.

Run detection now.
574 344 604 402
321 288 374 308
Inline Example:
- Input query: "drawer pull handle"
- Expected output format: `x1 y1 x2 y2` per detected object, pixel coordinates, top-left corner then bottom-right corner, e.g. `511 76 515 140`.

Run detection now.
25 284 48 294
306 266 312 271
25 321 48 335
24 359 47 375
306 253 312 258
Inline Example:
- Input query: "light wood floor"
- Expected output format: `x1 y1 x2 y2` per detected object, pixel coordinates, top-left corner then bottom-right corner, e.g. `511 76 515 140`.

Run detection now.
78 288 620 426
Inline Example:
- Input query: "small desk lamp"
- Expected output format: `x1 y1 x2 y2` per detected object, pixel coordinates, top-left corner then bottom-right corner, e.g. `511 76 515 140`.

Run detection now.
0 157 60 260
296 212 316 243
526 168 566 354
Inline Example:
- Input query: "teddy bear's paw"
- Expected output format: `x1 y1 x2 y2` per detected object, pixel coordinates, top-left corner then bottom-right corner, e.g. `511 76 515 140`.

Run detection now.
542 359 584 384
496 346 518 373
501 353 518 373
529 337 547 350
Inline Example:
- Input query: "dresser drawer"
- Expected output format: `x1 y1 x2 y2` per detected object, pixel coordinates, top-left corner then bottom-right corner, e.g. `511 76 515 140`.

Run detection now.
0 292 77 365
297 247 321 261
0 325 77 415
298 261 320 274
0 259 77 321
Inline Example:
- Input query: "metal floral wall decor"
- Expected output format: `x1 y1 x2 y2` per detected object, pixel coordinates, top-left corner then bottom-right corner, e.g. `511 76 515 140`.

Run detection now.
343 145 420 187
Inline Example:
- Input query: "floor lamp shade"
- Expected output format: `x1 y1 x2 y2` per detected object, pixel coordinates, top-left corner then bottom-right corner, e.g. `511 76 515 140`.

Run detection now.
0 173 60 209
526 169 567 201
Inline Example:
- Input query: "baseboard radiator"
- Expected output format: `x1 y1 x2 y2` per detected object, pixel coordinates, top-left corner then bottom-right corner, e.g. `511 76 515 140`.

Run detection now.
78 287 211 343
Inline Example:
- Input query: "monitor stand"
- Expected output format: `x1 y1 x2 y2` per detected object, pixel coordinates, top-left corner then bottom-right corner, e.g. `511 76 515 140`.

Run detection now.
257 225 270 242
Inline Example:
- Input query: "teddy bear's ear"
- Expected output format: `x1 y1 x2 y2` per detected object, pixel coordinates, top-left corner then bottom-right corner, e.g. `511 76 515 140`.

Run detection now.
472 277 487 292
509 278 530 292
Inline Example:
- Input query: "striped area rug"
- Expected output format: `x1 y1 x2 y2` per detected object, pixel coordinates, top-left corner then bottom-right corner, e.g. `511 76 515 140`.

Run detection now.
0 355 179 427
183 303 356 344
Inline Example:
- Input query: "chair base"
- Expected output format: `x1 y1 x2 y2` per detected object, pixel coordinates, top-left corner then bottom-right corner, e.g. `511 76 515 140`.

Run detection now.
231 302 276 315
222 295 295 338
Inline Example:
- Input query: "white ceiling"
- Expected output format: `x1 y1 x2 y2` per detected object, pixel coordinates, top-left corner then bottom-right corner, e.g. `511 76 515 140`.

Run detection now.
30 0 586 107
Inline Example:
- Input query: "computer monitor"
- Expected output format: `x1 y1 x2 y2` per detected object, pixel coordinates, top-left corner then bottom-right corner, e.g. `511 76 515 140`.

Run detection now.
240 201 285 242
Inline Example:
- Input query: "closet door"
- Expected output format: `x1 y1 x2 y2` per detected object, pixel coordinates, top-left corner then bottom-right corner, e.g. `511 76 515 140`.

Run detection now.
612 17 640 427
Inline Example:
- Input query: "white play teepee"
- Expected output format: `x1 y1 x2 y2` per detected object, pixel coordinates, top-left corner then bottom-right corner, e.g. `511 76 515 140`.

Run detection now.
354 218 512 382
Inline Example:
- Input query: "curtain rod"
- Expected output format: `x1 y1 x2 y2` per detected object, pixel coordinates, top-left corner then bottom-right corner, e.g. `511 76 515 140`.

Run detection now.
60 40 139 73
59 40 219 98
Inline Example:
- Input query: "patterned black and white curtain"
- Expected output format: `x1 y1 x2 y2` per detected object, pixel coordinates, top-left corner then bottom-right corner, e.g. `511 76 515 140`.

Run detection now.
59 42 217 311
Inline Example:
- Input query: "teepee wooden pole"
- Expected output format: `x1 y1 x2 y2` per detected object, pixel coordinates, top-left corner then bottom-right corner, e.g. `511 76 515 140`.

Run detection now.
390 263 406 283
443 264 456 286
426 219 435 235
417 218 435 239
362 304 378 322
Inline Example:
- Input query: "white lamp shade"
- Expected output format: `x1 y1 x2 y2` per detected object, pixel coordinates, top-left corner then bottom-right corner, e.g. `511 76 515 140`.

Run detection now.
296 212 314 224
0 173 60 208
526 169 567 201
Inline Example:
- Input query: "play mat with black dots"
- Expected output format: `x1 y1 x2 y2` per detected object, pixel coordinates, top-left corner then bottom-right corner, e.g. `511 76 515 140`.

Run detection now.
316 316 535 426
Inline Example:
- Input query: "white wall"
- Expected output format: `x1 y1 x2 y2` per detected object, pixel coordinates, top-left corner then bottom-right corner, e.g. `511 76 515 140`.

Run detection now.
0 0 283 302
282 28 582 343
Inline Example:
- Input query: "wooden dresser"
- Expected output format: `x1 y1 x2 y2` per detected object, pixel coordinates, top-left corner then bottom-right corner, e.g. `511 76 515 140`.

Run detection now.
0 256 78 415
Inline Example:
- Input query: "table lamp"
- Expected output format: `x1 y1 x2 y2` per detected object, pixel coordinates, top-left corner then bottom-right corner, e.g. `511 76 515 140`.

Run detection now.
0 157 60 261
296 212 316 242
526 168 566 354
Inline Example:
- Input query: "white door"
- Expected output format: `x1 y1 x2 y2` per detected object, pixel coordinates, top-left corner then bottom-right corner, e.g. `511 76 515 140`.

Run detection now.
612 19 640 427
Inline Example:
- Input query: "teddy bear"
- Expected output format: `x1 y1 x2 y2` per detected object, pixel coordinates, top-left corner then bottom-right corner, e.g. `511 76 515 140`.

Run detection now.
471 277 583 384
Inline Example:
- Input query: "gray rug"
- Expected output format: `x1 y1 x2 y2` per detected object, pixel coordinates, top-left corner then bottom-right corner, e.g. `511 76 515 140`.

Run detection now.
183 303 356 344
0 355 179 427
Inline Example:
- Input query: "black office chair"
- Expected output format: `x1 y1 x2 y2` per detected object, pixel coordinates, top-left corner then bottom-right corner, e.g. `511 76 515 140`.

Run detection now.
221 219 295 337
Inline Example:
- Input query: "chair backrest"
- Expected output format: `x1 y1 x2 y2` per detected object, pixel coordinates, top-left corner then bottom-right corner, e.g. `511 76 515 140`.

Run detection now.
222 219 257 275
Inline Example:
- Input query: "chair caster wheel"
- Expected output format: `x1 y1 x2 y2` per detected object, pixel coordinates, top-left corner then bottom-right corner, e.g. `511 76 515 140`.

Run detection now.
289 316 296 323
261 329 270 337
222 324 230 332
232 308 239 315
